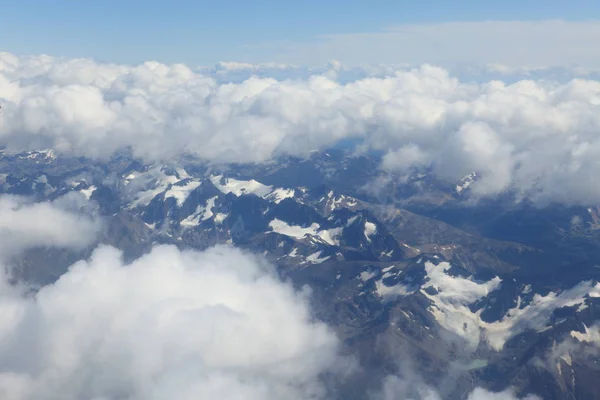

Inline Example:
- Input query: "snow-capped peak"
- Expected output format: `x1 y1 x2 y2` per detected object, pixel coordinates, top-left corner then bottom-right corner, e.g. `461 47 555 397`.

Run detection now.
456 172 477 194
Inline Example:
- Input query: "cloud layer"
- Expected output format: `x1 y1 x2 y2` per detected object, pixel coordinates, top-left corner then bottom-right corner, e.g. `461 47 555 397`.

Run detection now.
0 194 100 259
0 238 543 400
0 244 344 400
3 52 600 204
374 374 540 400
266 20 600 68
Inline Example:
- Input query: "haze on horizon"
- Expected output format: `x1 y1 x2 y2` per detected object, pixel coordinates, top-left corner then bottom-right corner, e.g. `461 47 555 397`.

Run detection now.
2 0 600 68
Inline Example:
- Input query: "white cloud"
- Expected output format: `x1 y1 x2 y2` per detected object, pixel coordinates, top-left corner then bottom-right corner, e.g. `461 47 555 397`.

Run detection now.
381 144 429 172
4 52 600 204
374 374 540 400
0 244 345 400
0 233 550 400
467 388 541 400
374 374 443 400
0 194 100 259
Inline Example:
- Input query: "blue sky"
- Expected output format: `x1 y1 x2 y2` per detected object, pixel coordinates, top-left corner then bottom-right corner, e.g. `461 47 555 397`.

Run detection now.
1 0 600 66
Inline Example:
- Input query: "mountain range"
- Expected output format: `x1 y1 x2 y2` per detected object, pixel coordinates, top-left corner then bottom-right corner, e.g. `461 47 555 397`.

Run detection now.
2 147 599 399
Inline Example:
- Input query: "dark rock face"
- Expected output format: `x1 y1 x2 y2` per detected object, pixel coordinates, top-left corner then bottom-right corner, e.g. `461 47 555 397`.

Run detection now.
2 148 600 399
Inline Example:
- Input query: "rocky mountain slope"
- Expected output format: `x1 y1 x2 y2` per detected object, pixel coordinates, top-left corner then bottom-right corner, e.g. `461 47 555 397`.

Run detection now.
1 148 599 399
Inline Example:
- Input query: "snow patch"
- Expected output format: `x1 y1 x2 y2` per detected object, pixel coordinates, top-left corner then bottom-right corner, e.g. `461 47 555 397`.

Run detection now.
210 175 273 197
180 196 218 227
422 262 600 351
570 324 600 345
265 188 295 204
80 185 97 200
375 280 415 300
214 213 227 224
127 166 181 208
422 261 500 350
325 193 358 213
210 175 299 205
456 172 477 194
164 180 202 206
360 271 377 282
305 252 330 264
22 149 56 161
269 219 341 246
318 228 342 246
346 216 359 226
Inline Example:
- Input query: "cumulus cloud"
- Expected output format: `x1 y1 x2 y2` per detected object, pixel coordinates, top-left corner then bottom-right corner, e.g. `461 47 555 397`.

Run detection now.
0 194 100 259
0 236 548 400
3 52 600 204
466 388 541 400
0 244 347 400
381 144 429 173
373 374 540 400
373 374 442 400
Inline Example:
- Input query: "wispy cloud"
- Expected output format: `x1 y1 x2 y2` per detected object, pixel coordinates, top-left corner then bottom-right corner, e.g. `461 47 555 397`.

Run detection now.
261 20 600 68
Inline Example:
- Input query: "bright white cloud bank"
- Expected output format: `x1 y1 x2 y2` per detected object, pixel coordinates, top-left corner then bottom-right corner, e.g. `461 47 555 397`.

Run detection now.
0 195 347 399
0 245 343 400
0 194 99 259
0 241 539 400
3 51 600 204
